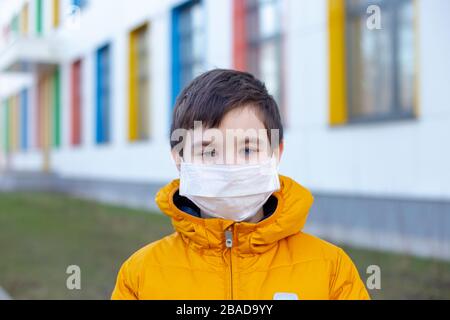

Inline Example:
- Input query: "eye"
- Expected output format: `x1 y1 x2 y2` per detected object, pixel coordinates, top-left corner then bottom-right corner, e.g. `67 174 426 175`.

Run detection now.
242 146 258 156
202 149 217 158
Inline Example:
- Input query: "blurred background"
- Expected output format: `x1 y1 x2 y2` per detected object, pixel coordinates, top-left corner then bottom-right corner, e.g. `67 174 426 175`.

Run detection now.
0 0 449 299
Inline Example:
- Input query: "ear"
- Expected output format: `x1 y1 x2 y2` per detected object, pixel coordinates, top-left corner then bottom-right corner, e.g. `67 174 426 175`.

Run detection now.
273 140 284 164
279 140 284 159
171 149 182 172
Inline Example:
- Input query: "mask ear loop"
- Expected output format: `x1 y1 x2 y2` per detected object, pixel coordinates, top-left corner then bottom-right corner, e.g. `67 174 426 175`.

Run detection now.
274 155 280 171
176 149 186 175
268 148 281 172
177 150 184 167
266 146 279 166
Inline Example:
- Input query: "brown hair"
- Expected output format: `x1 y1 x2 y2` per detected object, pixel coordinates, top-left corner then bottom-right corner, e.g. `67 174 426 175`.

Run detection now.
170 68 283 149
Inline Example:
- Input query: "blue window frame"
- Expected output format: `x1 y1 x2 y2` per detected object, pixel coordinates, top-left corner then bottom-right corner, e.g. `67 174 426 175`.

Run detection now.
171 0 205 108
72 0 87 9
96 44 111 144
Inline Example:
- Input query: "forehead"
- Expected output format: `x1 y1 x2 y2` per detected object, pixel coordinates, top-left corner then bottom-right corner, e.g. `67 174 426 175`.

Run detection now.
218 105 266 132
185 105 268 146
186 106 268 145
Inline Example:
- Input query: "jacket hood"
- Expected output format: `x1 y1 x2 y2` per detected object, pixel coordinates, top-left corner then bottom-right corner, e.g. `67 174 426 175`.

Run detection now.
155 175 314 256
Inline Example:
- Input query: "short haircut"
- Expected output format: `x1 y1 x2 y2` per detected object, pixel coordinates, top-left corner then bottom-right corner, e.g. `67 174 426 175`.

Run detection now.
170 68 284 149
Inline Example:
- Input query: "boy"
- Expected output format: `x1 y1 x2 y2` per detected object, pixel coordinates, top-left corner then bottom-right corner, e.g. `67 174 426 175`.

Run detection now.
111 69 370 300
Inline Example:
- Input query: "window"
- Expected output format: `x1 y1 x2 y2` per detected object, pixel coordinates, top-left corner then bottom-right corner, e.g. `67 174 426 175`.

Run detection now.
233 0 284 114
20 89 28 151
96 44 111 144
35 71 60 149
37 78 43 149
172 0 205 106
51 67 61 148
71 60 82 146
21 3 29 35
11 14 19 36
72 0 87 9
2 100 10 153
36 0 43 35
11 96 18 152
347 0 415 121
329 0 416 125
129 24 150 141
53 0 60 28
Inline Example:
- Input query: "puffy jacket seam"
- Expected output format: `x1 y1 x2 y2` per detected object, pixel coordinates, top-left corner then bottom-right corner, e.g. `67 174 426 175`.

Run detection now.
239 257 337 274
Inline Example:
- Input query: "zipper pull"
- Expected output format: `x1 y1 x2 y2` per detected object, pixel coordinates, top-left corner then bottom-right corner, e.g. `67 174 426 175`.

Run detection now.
225 230 233 248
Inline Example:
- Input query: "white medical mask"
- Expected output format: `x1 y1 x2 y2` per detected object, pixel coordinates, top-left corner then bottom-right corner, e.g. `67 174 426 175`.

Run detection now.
179 156 280 221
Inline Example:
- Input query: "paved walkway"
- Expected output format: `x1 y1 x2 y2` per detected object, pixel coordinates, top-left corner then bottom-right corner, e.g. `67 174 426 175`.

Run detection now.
0 287 12 300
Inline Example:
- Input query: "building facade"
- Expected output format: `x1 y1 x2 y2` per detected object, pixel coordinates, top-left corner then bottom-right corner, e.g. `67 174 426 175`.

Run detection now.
0 0 449 260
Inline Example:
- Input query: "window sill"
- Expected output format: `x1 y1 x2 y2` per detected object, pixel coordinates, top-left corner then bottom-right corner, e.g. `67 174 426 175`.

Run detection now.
330 112 417 128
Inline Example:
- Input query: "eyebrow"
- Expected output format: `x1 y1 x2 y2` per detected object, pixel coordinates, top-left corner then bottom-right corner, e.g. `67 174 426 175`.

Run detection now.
191 140 215 151
191 136 261 150
244 137 261 145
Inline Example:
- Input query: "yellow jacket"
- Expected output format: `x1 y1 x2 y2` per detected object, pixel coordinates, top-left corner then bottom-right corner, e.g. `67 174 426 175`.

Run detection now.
111 175 370 300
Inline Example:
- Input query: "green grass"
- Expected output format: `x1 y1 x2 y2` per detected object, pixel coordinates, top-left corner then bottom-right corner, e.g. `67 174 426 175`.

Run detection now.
0 192 173 299
0 192 449 300
341 244 450 300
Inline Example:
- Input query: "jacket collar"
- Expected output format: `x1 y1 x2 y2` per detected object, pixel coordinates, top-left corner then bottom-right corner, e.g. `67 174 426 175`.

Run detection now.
155 175 314 256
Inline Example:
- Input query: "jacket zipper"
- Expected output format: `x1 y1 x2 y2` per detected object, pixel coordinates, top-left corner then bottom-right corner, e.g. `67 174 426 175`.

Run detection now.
225 228 233 300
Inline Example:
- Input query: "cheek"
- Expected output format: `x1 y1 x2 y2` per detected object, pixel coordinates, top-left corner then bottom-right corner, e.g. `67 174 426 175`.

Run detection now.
235 151 269 165
253 151 270 163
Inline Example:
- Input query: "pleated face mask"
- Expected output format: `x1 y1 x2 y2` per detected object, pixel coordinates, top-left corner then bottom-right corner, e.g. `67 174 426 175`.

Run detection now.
179 156 280 221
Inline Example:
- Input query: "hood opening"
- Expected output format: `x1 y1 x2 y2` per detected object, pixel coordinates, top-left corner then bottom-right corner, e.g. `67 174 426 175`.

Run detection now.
173 190 278 221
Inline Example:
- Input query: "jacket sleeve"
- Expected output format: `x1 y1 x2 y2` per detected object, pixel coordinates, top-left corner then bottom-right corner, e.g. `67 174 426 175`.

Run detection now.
111 259 139 300
329 248 371 300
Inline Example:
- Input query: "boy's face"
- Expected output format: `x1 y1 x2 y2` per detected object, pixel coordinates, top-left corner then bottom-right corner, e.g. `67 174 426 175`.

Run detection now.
172 105 283 166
